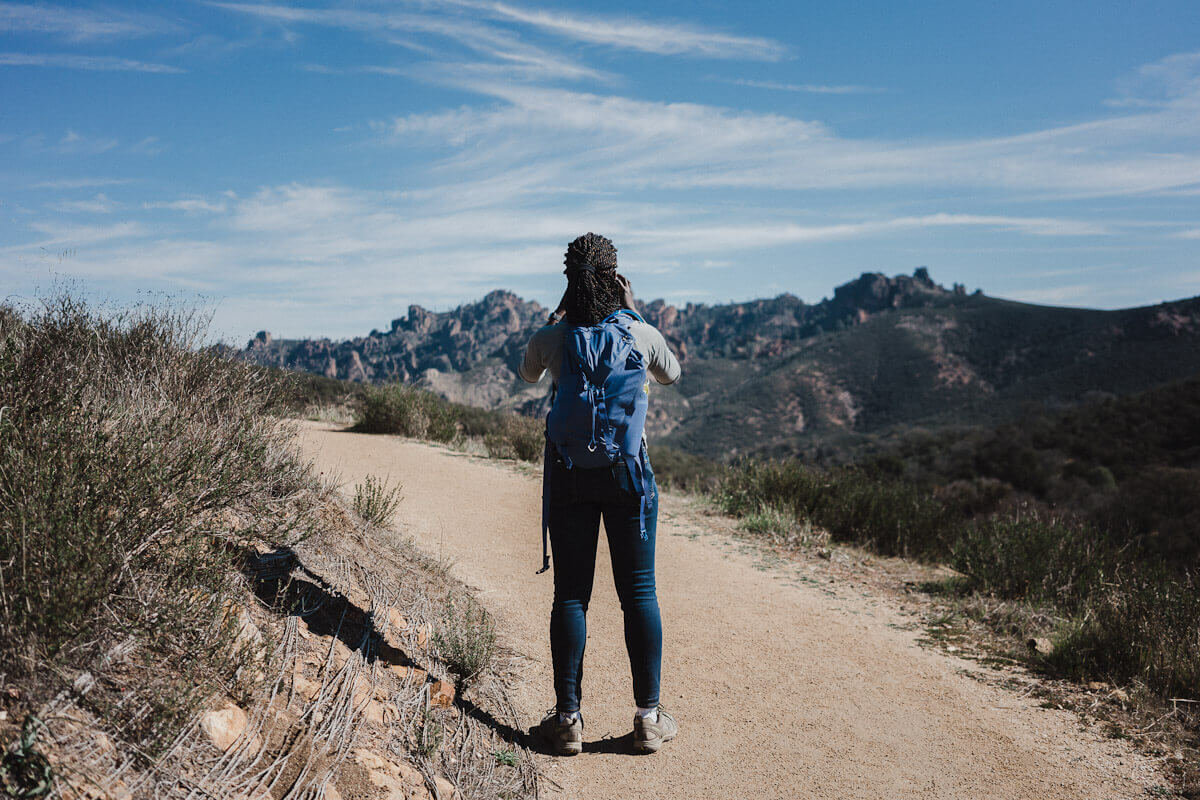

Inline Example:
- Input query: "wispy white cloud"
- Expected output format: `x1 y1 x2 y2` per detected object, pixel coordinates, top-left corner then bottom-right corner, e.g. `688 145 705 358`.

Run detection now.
31 177 134 189
0 52 183 73
55 130 119 155
215 0 783 65
452 0 785 60
23 219 147 247
9 184 1114 280
1176 229 1200 240
211 2 608 83
3 173 1185 338
1108 50 1200 108
302 63 404 76
382 84 827 153
378 80 1200 198
13 131 164 157
724 78 886 94
621 214 1109 255
1008 284 1102 305
127 136 165 155
0 3 177 40
47 193 120 213
143 198 228 214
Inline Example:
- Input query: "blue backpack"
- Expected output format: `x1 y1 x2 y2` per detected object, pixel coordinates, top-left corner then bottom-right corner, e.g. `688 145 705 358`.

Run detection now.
537 309 654 573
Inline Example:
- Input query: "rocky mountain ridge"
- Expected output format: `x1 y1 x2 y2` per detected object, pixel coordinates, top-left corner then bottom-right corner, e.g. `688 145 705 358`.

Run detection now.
245 269 965 384
243 271 1200 460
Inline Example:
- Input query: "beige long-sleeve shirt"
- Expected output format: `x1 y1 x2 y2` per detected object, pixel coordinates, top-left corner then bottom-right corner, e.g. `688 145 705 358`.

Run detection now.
519 319 681 386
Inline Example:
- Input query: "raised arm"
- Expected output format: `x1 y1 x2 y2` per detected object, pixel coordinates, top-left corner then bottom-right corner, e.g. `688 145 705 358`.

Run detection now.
643 326 681 385
519 325 555 383
617 273 680 385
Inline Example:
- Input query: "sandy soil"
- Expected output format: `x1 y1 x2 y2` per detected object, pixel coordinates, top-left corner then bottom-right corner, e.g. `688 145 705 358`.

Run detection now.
296 421 1165 800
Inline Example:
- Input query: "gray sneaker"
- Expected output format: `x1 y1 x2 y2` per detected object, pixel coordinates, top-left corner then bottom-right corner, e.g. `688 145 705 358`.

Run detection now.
538 710 583 756
632 707 677 753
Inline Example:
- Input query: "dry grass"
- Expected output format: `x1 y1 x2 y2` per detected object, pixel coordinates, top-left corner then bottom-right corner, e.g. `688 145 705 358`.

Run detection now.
0 296 539 800
0 297 321 763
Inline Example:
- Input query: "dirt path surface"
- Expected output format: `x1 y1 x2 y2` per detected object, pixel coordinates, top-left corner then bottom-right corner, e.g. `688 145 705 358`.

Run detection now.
296 422 1163 800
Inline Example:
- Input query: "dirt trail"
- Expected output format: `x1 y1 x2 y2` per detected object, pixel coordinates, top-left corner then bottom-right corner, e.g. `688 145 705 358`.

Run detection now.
296 422 1162 800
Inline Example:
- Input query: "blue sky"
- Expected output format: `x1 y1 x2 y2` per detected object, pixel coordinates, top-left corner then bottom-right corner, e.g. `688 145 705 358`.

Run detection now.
2 0 1199 342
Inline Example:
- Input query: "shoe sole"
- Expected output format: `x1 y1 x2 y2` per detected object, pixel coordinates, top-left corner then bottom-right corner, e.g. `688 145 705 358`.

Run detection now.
557 741 582 756
633 732 675 754
544 728 582 756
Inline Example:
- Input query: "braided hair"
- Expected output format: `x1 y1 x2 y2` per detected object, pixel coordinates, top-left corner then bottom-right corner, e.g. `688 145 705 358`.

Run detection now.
563 233 622 326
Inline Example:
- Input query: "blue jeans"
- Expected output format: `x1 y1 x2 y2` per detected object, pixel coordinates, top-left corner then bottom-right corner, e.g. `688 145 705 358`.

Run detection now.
547 456 661 713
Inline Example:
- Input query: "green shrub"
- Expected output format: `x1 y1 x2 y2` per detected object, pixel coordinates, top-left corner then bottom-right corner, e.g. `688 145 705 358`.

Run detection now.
716 460 955 557
482 414 543 462
739 505 796 538
353 474 404 526
356 383 459 442
327 374 548 462
1046 571 1200 699
268 369 368 418
452 403 514 439
949 512 1106 611
417 708 444 759
649 446 724 492
433 596 497 689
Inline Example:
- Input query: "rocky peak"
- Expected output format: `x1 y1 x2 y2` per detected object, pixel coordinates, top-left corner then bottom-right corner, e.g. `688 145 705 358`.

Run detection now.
830 269 947 315
404 305 435 335
242 270 968 385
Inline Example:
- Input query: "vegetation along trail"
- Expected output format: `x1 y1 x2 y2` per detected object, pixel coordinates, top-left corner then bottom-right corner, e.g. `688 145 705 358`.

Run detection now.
297 421 1162 800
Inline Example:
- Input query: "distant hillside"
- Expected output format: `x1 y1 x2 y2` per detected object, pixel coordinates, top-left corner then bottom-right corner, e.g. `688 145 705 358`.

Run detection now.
858 374 1200 564
242 271 1200 461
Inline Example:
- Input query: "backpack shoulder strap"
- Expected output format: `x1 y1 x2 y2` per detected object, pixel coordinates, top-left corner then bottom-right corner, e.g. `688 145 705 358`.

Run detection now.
602 308 645 325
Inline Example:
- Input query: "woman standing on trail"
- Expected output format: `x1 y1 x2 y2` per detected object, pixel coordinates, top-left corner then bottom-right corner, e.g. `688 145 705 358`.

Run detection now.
518 233 682 756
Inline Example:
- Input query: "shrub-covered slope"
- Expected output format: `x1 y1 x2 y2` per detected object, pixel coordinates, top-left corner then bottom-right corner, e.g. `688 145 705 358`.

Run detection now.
0 299 536 800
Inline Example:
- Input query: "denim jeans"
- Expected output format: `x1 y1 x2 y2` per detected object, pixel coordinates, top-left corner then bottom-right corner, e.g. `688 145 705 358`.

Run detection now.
547 455 661 712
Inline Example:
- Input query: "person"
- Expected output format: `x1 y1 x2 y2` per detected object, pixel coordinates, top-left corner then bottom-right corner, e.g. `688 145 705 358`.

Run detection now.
518 233 682 755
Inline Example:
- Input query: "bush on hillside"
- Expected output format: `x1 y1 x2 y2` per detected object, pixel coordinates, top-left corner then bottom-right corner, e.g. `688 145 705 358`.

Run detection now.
948 511 1106 611
1046 570 1200 700
356 383 459 442
1092 467 1200 567
0 297 317 755
648 445 724 492
482 414 543 462
716 460 955 557
433 596 497 690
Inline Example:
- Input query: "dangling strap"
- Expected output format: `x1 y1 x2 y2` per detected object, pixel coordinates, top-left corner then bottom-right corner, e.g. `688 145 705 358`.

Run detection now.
537 383 558 575
624 445 653 542
538 438 552 574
